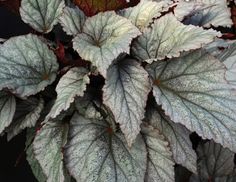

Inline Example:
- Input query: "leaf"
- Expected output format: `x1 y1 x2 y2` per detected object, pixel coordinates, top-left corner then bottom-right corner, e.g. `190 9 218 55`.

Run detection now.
146 106 197 173
215 172 236 182
0 34 59 97
174 0 206 21
204 39 236 57
20 0 65 33
73 0 129 16
59 6 86 36
75 93 102 120
119 0 169 31
7 97 44 140
33 121 70 182
217 43 236 88
132 13 220 63
46 67 90 120
0 91 16 134
146 50 236 152
64 112 147 182
190 171 236 182
0 38 6 43
196 140 235 181
141 124 175 182
178 0 233 28
73 11 140 77
103 58 151 146
26 128 47 182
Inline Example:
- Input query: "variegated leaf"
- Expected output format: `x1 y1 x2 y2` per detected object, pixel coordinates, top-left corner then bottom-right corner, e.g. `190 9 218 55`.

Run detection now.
64 112 147 182
103 58 151 146
46 67 90 120
7 97 44 140
132 13 220 63
33 121 70 182
146 50 236 152
73 11 140 77
0 91 16 134
0 34 59 97
20 0 65 33
147 106 197 173
59 6 86 36
141 124 175 182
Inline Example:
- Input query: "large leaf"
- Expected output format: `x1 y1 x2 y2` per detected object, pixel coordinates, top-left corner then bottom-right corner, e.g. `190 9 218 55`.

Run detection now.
0 91 16 134
119 0 169 31
0 34 59 97
218 43 236 88
59 6 86 36
141 124 175 182
73 0 132 16
7 97 44 140
26 128 47 182
175 0 233 28
146 106 197 173
196 140 235 181
132 13 220 63
73 11 140 77
146 50 236 152
46 67 90 120
33 121 69 182
103 58 151 146
64 112 147 182
20 0 65 33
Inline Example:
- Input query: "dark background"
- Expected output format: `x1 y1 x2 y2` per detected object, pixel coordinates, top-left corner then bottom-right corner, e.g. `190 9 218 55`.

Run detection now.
0 7 37 181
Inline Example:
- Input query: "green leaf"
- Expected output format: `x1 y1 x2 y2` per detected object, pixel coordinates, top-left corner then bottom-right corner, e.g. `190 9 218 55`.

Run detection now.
196 140 235 181
176 0 233 28
26 128 47 182
0 34 59 97
146 50 236 152
73 11 140 77
119 0 169 31
46 67 90 120
7 97 44 140
20 0 65 33
33 121 69 182
59 6 86 36
0 91 16 134
103 58 151 146
64 112 147 182
141 124 175 182
146 106 197 173
132 13 221 63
